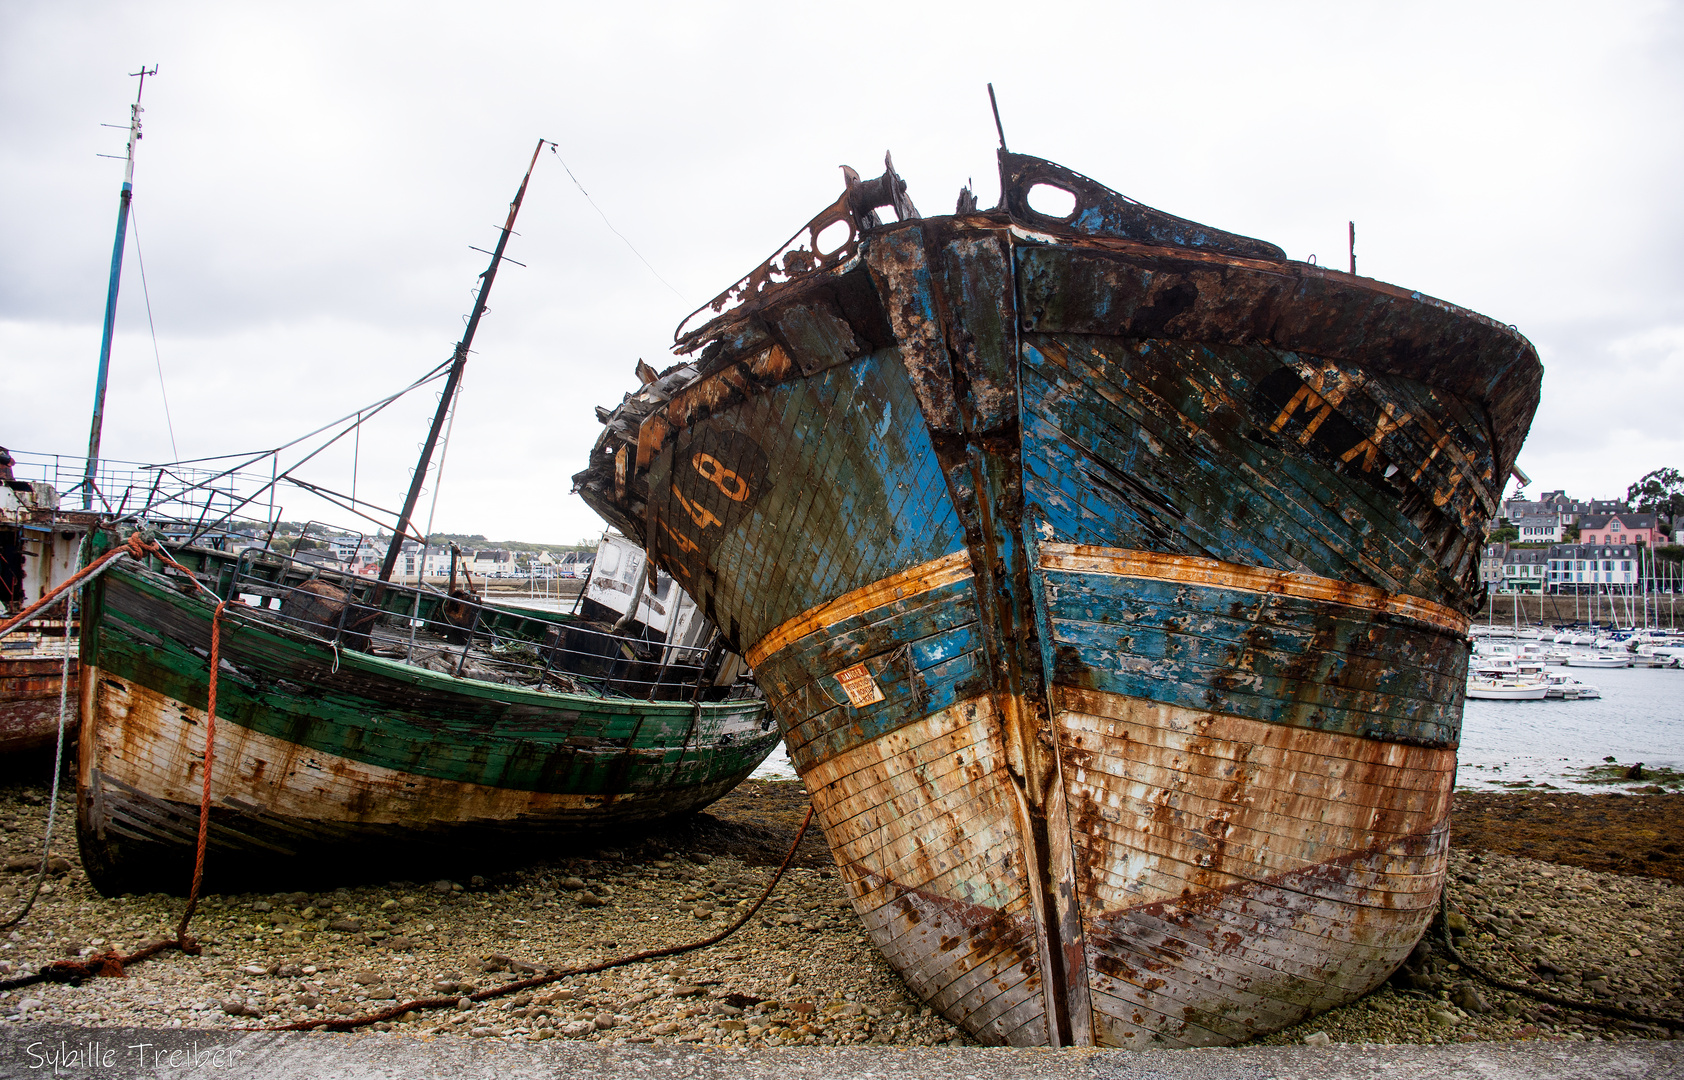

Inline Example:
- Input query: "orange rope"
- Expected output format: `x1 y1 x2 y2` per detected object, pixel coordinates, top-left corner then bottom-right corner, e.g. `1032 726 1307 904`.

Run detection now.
0 533 148 638
173 598 226 948
0 532 224 988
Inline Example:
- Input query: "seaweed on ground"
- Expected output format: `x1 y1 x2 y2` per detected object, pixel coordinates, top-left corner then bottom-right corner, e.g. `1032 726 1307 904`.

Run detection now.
1570 758 1684 791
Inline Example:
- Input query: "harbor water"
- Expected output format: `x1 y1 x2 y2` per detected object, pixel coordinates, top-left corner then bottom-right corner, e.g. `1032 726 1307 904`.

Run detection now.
495 587 1684 792
751 741 797 780
757 668 1684 789
1457 663 1684 790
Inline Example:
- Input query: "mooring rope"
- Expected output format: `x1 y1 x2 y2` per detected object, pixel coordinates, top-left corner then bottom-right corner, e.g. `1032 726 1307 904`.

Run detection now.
0 575 78 930
268 804 818 1033
0 533 224 987
1439 890 1683 1030
172 597 228 948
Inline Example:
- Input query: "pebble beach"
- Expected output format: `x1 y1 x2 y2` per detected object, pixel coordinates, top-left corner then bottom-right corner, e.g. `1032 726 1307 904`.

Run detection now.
0 778 1677 1049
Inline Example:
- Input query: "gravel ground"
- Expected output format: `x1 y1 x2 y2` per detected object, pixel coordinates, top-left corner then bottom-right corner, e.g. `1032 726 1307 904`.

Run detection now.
0 782 961 1048
0 778 1677 1048
1256 848 1681 1046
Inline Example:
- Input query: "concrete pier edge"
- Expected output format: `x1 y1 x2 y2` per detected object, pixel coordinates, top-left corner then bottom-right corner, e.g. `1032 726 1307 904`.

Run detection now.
0 1024 1677 1080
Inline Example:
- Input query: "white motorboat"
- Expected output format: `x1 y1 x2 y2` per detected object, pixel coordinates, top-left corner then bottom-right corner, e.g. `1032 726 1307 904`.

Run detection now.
1542 672 1600 700
1471 655 1547 678
1466 675 1550 700
1565 652 1630 669
1634 644 1684 668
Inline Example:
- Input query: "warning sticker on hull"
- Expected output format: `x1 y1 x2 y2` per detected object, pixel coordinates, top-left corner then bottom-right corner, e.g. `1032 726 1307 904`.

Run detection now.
834 663 885 707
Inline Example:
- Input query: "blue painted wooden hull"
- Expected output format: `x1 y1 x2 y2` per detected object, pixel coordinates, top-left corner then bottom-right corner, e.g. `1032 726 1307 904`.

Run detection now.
576 150 1540 1046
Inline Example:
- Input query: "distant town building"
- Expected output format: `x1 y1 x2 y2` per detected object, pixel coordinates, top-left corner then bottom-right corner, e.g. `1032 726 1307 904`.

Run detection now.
396 540 425 579
1501 491 1628 525
1511 513 1564 542
1497 547 1549 593
555 550 594 578
1546 542 1640 591
1495 488 1645 545
471 549 514 577
325 535 368 564
1577 513 1662 547
1502 494 1565 521
1479 542 1508 587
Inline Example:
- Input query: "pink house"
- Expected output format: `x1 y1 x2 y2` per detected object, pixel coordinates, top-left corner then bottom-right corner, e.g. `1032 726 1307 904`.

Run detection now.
1578 512 1662 546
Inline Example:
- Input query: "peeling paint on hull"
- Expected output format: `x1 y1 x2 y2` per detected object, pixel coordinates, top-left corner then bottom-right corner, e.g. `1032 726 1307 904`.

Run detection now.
575 148 1539 1046
1 494 95 755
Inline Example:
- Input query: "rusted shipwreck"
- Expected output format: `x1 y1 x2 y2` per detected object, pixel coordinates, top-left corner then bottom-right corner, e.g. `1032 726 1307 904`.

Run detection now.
76 529 776 893
1 473 99 754
574 147 1541 1046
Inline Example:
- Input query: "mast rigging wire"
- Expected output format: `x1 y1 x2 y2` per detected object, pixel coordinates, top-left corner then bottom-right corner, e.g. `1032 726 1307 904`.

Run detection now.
128 207 179 461
549 146 686 302
140 360 453 538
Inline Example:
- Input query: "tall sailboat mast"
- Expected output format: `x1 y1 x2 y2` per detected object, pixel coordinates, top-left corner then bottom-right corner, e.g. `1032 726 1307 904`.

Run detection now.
375 138 551 585
83 65 157 510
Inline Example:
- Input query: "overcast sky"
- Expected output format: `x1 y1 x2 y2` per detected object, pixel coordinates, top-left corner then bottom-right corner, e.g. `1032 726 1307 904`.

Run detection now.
4 1 1681 544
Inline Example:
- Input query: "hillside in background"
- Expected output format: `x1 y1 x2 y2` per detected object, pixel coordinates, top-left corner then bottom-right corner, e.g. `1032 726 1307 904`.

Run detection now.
261 522 598 556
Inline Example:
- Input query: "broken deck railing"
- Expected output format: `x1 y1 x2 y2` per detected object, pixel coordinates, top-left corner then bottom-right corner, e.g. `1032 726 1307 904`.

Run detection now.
170 547 722 701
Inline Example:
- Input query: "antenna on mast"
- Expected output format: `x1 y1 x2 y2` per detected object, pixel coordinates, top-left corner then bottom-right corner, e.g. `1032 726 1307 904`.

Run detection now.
988 83 1008 151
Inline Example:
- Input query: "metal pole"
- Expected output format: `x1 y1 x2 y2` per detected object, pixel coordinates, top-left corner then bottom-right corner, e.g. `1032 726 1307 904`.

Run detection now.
1348 221 1356 276
84 65 157 509
570 530 607 616
375 138 550 588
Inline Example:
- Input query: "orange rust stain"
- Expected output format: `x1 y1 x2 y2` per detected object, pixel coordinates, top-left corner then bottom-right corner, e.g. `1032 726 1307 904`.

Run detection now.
634 412 671 473
746 550 973 667
663 345 795 436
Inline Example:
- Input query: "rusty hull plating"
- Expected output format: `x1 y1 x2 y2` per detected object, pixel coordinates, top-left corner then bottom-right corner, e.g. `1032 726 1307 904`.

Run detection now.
574 148 1541 1046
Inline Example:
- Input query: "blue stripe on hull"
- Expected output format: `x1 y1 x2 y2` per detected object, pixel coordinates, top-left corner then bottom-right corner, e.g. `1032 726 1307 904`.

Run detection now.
1039 569 1466 747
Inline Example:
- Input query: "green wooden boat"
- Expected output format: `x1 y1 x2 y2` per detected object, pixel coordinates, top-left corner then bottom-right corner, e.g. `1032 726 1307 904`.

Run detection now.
74 145 775 894
76 530 776 893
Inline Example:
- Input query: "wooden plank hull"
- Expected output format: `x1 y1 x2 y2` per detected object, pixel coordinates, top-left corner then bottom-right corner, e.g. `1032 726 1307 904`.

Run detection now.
575 151 1539 1046
2 502 92 755
0 656 76 754
76 556 778 893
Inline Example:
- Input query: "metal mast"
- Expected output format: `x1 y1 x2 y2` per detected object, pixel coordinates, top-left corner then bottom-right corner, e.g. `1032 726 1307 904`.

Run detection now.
375 138 551 585
83 65 157 509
